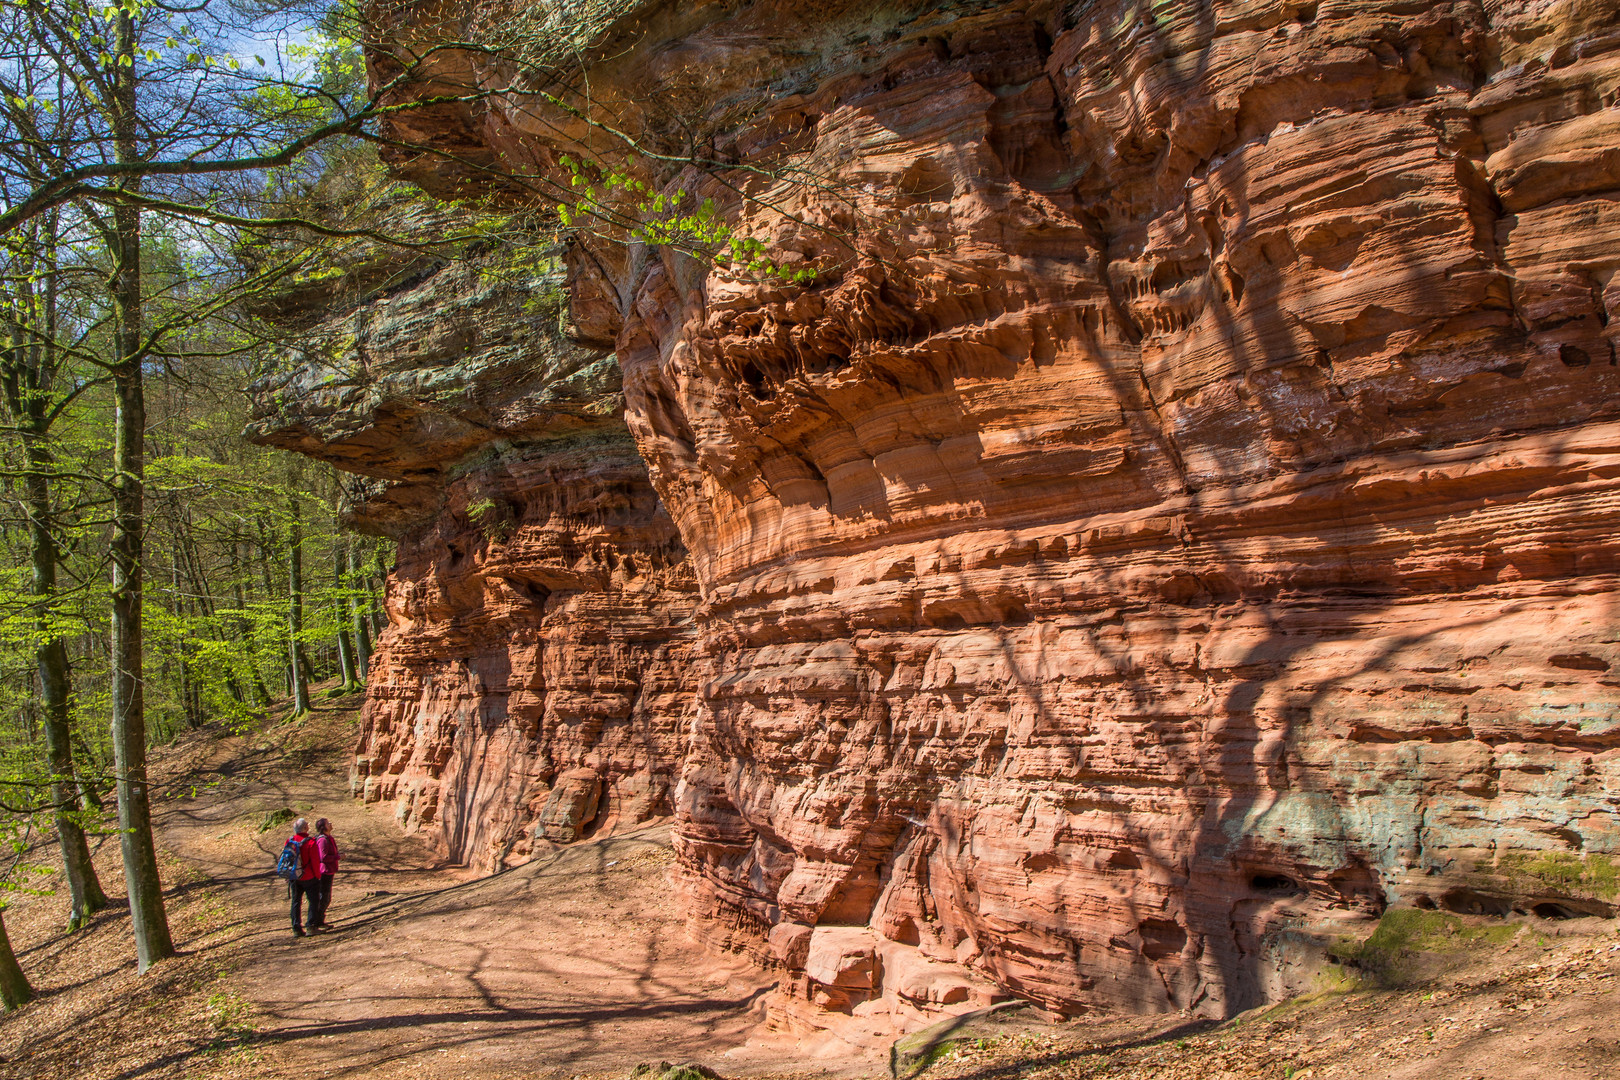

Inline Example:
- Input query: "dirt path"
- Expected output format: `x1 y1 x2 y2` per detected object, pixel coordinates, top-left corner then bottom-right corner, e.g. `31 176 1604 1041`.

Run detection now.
147 703 810 1080
6 701 1618 1080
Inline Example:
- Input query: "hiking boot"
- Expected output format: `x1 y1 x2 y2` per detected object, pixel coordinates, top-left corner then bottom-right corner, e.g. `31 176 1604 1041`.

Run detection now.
293 927 306 937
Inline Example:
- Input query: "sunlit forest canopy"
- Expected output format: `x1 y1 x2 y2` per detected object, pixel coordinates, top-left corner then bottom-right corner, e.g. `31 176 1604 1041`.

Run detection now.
0 0 445 978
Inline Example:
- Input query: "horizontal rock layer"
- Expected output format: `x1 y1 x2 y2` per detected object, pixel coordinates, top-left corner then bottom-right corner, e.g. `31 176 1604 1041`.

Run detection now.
352 433 696 869
250 243 698 871
287 0 1620 1025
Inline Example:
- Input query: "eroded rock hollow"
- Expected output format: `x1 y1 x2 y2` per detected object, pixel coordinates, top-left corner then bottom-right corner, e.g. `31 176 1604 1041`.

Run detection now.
257 0 1620 1031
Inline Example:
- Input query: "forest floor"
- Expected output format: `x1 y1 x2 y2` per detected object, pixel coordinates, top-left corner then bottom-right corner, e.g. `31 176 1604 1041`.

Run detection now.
0 691 795 1080
0 695 1618 1080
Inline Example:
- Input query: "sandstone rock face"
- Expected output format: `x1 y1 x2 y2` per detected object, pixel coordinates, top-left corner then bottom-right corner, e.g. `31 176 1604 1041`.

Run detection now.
330 0 1620 1024
248 249 620 537
346 433 697 869
541 766 605 842
250 245 698 871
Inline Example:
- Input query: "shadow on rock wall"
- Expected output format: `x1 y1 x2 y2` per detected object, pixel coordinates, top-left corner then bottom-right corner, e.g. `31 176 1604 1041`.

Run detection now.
308 0 1620 1029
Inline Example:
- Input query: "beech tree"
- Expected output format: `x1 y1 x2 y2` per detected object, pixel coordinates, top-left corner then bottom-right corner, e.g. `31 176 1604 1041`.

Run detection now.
0 775 60 1007
0 218 111 931
0 909 30 1009
0 0 817 986
0 0 437 972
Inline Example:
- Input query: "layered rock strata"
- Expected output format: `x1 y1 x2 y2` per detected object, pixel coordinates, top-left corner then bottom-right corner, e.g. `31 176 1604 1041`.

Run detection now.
268 0 1620 1027
250 245 697 871
349 434 696 869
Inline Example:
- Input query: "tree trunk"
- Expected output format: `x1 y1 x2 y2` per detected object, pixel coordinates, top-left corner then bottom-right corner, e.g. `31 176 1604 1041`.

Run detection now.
286 496 311 715
181 528 243 705
347 544 373 676
28 454 109 929
333 545 360 691
232 557 273 707
2 224 109 931
336 625 359 690
173 562 202 729
72 731 105 813
254 516 293 697
231 540 272 709
364 545 386 637
0 910 32 1010
108 13 174 972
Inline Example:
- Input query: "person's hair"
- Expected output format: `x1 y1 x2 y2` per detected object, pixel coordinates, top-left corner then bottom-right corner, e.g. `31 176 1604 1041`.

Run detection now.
293 817 310 835
315 818 330 833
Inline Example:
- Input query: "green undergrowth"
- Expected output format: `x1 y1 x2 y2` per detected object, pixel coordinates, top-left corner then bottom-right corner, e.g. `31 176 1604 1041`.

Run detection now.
902 1037 966 1077
1252 978 1359 1025
1329 909 1518 985
628 1063 722 1080
203 988 257 1052
256 807 295 833
1498 852 1618 900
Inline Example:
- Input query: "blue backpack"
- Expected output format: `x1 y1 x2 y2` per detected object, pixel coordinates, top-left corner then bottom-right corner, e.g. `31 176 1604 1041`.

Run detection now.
275 836 307 881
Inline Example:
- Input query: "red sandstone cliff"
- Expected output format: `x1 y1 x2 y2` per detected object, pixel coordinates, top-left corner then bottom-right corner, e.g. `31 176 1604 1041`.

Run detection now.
249 244 698 871
351 436 696 868
257 0 1620 1032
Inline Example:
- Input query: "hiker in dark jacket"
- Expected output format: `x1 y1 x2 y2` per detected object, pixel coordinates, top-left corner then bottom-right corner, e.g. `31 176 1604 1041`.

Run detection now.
287 818 320 937
312 817 340 929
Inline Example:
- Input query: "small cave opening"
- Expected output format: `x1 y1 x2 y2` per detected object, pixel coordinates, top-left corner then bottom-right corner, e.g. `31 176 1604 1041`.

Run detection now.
1107 848 1141 870
1138 918 1188 961
1438 888 1513 917
806 352 851 376
740 361 769 394
1251 873 1304 895
999 600 1032 625
1031 23 1053 60
1560 344 1592 368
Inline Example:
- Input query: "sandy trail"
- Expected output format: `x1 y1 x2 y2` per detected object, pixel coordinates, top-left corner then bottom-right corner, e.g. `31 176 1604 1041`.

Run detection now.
149 705 815 1080
16 702 1615 1080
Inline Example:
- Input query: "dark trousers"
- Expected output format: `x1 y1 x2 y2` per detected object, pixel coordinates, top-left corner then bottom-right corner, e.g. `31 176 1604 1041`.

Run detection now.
290 878 320 930
313 873 334 925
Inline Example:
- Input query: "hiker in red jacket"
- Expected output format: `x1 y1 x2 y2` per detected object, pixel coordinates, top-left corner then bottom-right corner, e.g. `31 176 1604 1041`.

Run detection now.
312 817 340 929
287 818 320 937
